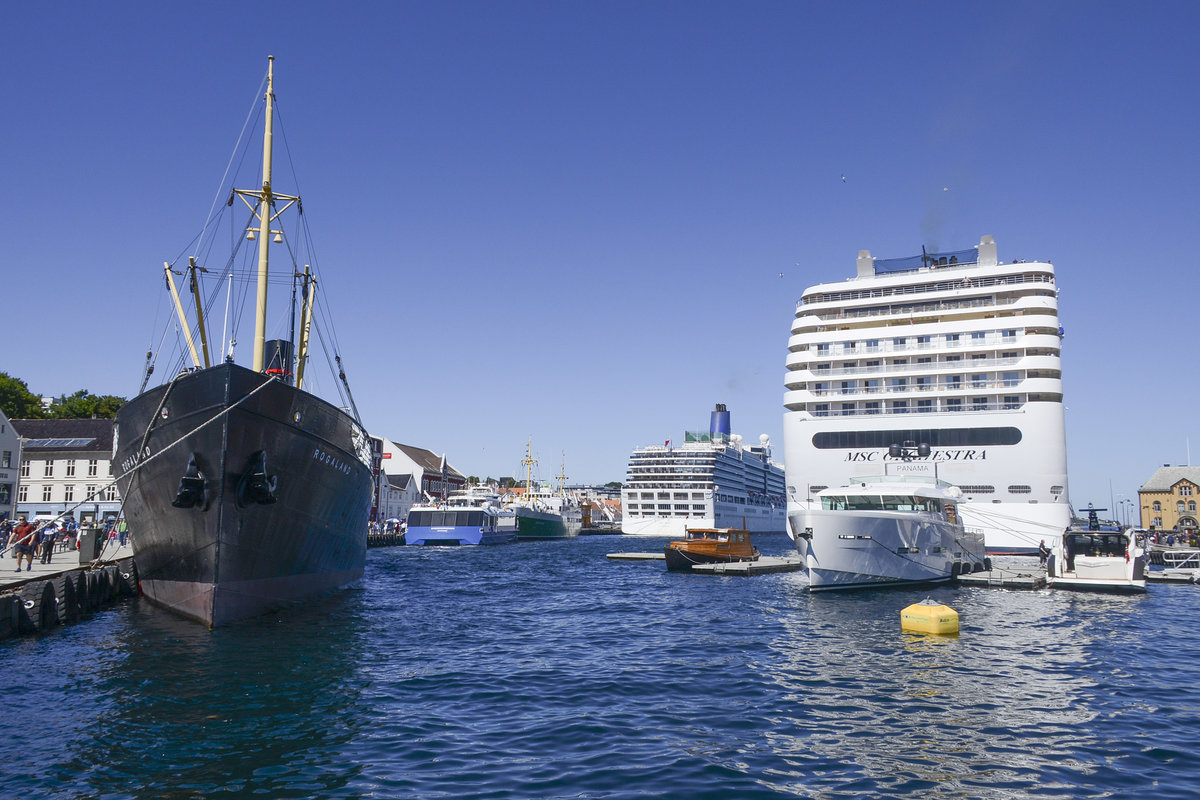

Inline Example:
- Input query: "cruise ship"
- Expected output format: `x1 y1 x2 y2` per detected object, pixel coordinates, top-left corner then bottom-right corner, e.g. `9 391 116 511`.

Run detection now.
621 404 786 536
782 236 1070 554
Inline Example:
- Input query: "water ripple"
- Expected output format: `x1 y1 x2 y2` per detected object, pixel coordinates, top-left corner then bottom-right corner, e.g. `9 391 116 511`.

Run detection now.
3 535 1199 798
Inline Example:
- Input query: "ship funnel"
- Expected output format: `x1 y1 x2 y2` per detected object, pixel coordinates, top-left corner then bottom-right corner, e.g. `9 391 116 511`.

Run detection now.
264 339 294 383
710 403 731 439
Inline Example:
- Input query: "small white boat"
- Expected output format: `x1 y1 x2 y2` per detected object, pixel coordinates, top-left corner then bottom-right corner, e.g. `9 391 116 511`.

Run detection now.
793 456 988 591
1048 528 1147 593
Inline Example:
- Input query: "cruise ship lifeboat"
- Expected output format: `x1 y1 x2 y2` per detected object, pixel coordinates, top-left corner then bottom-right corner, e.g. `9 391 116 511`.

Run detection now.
664 527 760 572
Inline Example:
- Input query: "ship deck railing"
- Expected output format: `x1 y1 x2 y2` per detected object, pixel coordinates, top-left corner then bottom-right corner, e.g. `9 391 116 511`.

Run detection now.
800 270 1054 307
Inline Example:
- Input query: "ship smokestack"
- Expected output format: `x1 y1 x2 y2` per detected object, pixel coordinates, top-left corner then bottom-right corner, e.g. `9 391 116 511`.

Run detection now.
710 403 731 440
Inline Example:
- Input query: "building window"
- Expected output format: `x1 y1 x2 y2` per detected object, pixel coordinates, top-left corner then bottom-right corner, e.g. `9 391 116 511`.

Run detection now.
973 397 988 410
1191 501 1197 512
20 461 30 478
86 485 96 501
104 486 118 502
865 401 880 415
814 404 829 416
1178 502 1186 513
1003 396 1020 409
946 334 960 345
1182 485 1194 497
917 399 934 413
1 451 10 469
972 332 986 341
945 375 962 389
1153 501 1161 512
65 459 76 477
44 460 54 478
88 459 99 477
840 381 855 395
945 398 963 411
893 400 909 414
64 485 74 502
43 485 53 502
0 484 9 505
18 485 27 503
971 373 987 388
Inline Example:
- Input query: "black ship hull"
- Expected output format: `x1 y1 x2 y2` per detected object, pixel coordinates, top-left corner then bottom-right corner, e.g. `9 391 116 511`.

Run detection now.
114 363 371 627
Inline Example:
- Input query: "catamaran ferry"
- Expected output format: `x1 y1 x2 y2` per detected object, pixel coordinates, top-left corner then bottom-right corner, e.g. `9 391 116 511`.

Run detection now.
782 236 1071 554
621 404 786 537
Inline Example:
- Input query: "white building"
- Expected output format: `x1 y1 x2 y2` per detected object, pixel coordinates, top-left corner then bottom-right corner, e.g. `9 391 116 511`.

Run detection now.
372 437 466 523
0 409 21 522
10 418 122 525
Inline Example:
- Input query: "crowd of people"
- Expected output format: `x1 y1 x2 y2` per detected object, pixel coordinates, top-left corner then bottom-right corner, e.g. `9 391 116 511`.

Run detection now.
1 514 130 572
1145 529 1200 548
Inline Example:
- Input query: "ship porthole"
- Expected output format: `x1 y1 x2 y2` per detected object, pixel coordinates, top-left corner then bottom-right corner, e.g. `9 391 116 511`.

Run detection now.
160 407 169 419
293 411 303 423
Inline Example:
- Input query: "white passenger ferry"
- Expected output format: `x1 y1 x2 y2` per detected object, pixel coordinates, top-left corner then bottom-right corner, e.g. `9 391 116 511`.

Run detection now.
783 236 1071 554
621 404 786 537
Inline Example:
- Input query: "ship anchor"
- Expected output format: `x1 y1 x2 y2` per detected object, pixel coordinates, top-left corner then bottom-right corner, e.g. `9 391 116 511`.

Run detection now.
237 450 278 507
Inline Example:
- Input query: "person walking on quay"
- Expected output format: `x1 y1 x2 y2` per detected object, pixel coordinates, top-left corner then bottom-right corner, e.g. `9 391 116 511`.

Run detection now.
10 515 36 572
39 522 58 564
117 518 129 547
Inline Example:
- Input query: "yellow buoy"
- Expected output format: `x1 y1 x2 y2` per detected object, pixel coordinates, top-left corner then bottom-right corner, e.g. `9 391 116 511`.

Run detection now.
900 598 959 635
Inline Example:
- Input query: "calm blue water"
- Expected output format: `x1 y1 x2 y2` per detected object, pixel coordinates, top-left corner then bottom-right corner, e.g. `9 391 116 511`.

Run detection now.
4 533 1199 799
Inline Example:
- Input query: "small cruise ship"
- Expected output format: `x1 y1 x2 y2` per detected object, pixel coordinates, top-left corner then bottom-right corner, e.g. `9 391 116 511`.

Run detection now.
621 404 786 537
783 236 1071 554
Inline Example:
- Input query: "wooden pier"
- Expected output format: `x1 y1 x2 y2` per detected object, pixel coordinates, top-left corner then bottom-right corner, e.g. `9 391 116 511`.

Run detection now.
606 552 665 561
957 566 1047 590
1145 568 1199 584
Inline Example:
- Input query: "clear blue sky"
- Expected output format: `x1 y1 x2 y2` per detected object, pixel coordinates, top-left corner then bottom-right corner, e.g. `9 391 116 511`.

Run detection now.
3 2 1196 516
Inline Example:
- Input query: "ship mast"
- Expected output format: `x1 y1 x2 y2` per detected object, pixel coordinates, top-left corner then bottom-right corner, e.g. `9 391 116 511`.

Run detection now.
250 55 276 373
523 437 537 497
231 56 302 374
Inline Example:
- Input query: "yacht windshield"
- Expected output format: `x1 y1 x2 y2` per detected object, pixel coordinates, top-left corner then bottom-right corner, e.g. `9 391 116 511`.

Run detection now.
822 495 939 512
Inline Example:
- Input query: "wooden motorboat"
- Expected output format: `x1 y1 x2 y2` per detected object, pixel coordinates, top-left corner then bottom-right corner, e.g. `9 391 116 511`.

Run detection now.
664 527 759 572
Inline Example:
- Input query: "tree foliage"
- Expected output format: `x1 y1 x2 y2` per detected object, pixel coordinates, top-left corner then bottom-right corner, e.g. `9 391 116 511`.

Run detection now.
0 373 44 419
0 373 125 420
48 390 126 420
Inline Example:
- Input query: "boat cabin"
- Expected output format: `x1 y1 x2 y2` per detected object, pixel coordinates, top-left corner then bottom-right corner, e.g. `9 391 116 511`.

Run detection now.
406 509 495 528
1062 531 1128 571
819 493 955 519
685 528 750 545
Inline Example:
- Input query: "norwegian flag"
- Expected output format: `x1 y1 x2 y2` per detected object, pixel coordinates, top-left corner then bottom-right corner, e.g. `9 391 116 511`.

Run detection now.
665 439 671 447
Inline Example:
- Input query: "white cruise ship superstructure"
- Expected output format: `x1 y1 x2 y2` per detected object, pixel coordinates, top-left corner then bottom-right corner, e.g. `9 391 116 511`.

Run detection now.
622 404 786 536
783 236 1070 554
